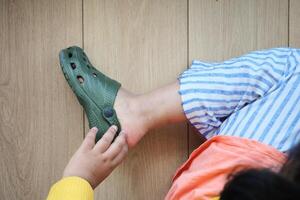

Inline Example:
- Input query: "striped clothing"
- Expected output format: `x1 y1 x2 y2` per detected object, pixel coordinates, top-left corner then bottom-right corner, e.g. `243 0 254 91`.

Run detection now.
179 48 300 152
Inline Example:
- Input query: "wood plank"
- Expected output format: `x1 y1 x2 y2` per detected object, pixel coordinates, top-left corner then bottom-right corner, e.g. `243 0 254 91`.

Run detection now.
0 0 83 199
83 0 187 199
188 0 289 153
290 0 300 47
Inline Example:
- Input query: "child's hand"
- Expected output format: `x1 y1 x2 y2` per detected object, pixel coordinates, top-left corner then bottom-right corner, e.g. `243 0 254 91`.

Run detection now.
63 126 128 189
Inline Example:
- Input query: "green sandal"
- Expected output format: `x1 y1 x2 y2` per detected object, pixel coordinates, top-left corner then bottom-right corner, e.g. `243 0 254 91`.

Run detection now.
59 46 121 142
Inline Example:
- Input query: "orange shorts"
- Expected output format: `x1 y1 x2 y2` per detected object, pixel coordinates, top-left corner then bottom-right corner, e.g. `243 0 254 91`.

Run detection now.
165 136 286 200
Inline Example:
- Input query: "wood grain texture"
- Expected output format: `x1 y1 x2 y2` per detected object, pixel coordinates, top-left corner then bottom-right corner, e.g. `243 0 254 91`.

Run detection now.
290 0 300 47
188 0 289 153
1 0 297 199
83 0 187 199
0 0 83 199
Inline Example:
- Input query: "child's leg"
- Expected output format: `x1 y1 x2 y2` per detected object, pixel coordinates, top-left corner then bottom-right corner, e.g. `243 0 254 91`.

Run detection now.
114 80 186 147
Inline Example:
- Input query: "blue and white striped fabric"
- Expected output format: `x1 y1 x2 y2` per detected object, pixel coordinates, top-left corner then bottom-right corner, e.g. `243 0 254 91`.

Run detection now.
179 48 300 152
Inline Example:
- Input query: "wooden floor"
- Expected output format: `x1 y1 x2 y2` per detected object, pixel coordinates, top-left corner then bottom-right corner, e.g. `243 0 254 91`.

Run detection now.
0 0 299 199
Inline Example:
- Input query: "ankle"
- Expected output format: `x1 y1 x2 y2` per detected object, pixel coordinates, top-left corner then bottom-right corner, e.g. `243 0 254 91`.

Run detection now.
131 94 151 132
133 93 163 132
113 88 149 146
132 82 186 131
114 88 149 132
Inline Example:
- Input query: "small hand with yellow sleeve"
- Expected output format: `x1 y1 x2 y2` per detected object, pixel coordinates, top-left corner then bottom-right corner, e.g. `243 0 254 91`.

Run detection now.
46 126 128 200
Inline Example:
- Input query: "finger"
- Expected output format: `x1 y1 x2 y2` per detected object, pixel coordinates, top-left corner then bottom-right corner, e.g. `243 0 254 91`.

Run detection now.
102 131 127 159
111 144 128 167
79 127 97 152
93 125 118 153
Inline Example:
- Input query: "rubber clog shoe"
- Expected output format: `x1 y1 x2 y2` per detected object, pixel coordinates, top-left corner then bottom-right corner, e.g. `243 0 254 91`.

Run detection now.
59 46 121 142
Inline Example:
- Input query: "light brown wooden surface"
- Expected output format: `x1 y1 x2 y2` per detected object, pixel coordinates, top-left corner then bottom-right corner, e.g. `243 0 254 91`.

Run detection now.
0 0 83 199
1 0 299 200
83 0 188 199
188 0 289 152
290 0 300 47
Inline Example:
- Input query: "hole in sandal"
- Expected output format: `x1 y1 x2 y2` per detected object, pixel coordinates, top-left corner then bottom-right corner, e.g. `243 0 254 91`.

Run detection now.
87 65 91 69
68 53 73 58
77 75 84 84
70 63 76 69
82 57 86 62
92 73 97 77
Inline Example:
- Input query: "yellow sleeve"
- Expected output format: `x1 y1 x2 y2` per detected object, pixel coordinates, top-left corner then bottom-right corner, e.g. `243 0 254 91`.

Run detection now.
46 176 94 200
211 197 220 200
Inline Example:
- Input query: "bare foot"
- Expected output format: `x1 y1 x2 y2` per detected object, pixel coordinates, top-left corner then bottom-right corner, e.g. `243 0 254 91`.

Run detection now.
114 88 148 148
113 82 186 148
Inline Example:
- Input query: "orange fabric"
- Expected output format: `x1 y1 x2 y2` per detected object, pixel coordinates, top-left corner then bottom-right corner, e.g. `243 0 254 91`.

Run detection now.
165 136 286 200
